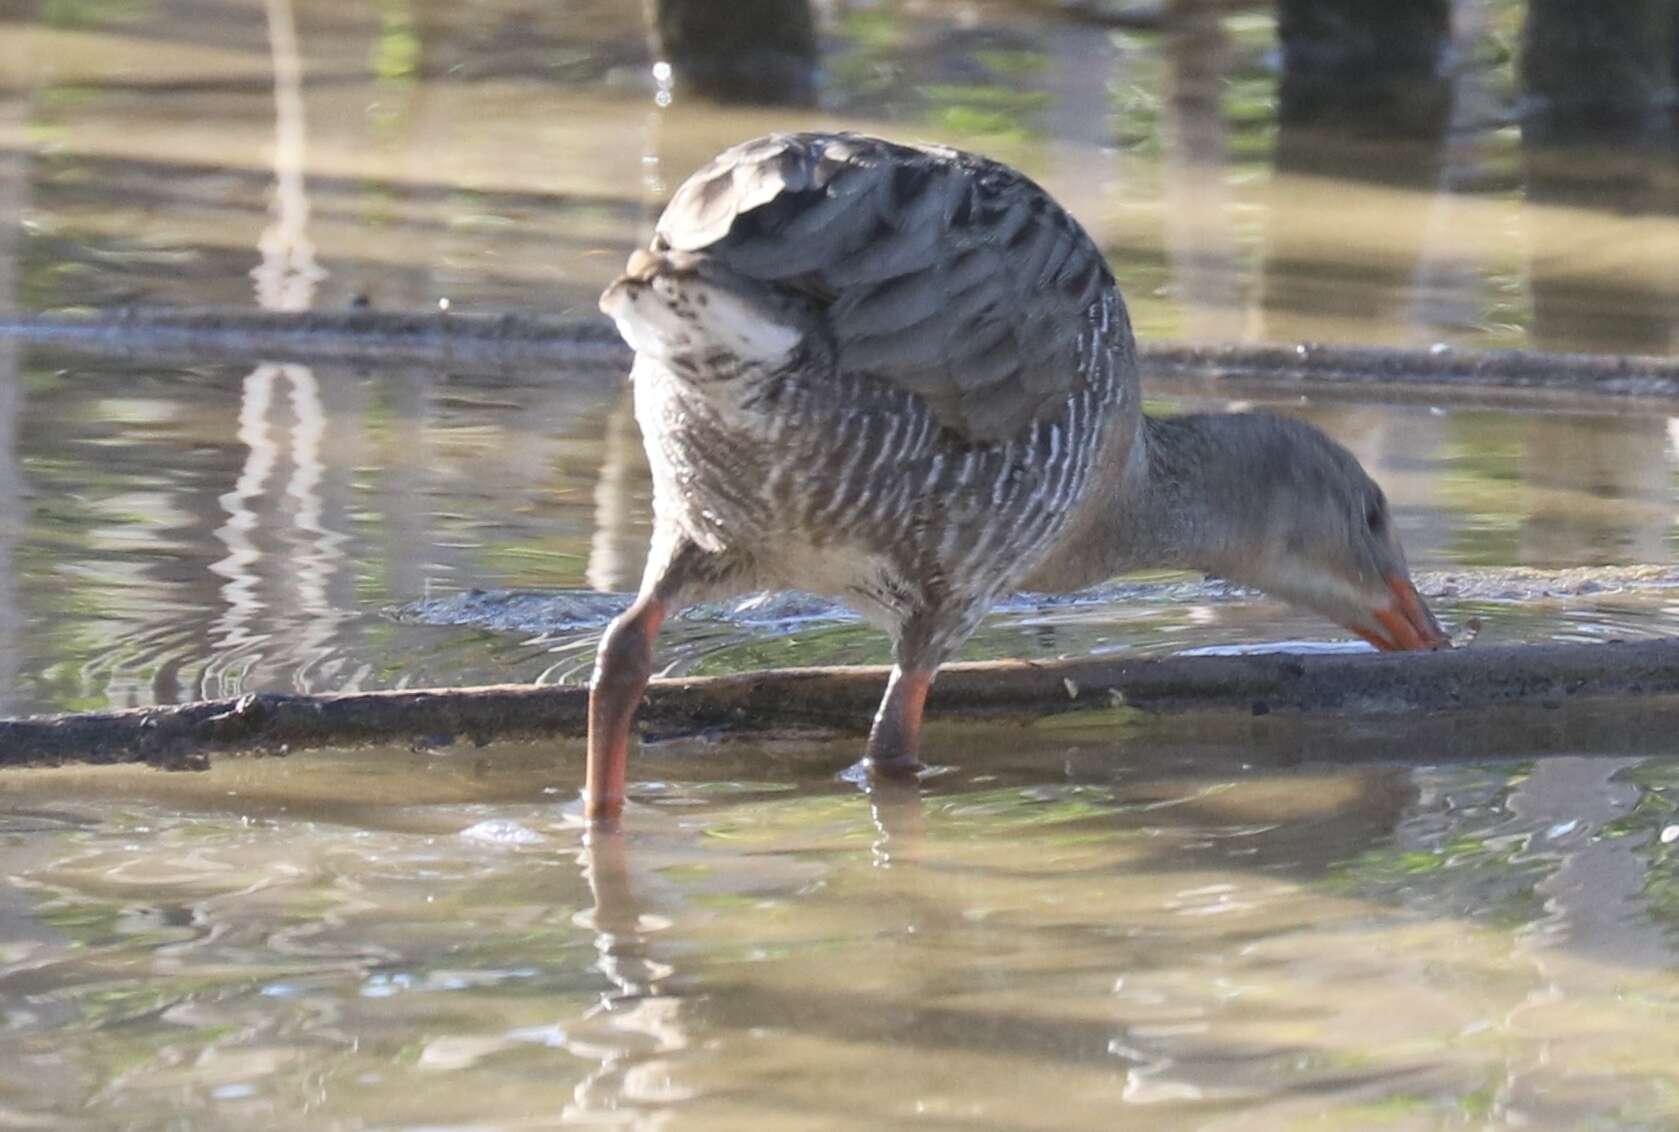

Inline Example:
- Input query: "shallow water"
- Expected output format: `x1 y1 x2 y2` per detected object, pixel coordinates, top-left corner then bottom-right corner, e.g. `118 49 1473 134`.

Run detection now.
2 1 1679 710
6 718 1679 1130
7 344 1679 713
6 1 1679 350
6 2 1679 1128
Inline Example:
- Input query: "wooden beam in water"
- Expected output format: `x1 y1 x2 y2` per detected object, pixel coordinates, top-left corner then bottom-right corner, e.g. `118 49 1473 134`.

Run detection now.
6 638 1679 769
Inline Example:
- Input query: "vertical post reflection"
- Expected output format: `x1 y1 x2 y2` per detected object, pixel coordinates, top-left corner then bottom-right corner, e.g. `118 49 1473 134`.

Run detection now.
1405 0 1507 340
1258 0 1451 346
1041 15 1122 249
1519 2 1679 357
209 361 358 695
281 362 357 688
646 0 818 107
1520 0 1676 144
1509 758 1670 967
1515 4 1678 567
208 365 279 694
254 0 325 312
1518 414 1670 567
0 34 29 713
587 393 651 595
1254 0 1458 563
1161 0 1243 342
208 0 355 698
586 5 688 602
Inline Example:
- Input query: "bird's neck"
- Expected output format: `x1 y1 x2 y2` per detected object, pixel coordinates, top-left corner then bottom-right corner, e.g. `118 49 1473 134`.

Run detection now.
1026 412 1258 591
1130 413 1255 573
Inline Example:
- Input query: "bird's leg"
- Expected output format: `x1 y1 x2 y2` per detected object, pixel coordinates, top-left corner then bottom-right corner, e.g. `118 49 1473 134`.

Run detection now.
585 536 727 825
864 664 935 777
585 595 667 824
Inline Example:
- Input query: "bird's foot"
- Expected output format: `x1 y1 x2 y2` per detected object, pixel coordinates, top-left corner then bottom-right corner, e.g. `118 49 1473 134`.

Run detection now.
839 753 928 787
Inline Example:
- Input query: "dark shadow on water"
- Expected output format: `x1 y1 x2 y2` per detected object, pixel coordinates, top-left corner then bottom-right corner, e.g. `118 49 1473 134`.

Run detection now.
1276 0 1451 145
648 0 817 107
1520 0 1677 145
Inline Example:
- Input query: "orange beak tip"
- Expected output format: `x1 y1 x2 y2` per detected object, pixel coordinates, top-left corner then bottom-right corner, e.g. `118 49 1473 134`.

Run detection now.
1358 575 1450 652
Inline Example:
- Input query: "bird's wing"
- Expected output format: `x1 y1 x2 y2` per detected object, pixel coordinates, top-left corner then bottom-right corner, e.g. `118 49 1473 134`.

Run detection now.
653 132 1128 441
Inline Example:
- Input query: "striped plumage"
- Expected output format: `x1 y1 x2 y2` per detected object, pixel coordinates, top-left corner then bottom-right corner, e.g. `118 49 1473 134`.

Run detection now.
586 132 1447 823
616 134 1137 669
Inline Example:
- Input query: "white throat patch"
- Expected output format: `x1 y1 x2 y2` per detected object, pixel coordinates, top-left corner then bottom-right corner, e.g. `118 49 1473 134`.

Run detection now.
601 274 800 370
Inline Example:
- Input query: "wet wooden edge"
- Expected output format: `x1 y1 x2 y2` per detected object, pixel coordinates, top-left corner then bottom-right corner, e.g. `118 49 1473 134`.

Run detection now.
6 307 1679 406
4 639 1679 769
0 308 631 369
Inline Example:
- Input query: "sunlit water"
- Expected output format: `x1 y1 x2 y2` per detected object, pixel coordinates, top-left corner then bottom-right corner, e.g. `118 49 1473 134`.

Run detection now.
7 343 1679 714
7 718 1679 1129
1 1 1678 711
6 1 1679 350
5 1 1679 1127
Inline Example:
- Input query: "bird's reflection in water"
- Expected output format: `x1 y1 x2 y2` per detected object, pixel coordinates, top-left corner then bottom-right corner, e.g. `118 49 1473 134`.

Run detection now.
562 771 930 1121
865 774 927 869
564 829 694 1124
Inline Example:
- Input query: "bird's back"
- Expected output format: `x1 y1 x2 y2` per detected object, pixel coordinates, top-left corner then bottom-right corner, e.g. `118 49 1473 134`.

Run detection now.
649 132 1135 442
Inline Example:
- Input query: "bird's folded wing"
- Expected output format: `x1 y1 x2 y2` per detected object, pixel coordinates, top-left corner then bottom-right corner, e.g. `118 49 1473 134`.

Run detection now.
653 132 1124 442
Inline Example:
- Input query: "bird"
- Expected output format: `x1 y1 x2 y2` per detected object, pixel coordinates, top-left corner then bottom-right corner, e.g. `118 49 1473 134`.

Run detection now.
588 131 1447 823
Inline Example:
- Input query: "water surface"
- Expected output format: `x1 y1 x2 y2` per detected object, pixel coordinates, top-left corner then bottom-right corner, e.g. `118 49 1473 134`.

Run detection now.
8 343 1679 715
6 717 1679 1129
4 4 1679 1128
4 0 1679 712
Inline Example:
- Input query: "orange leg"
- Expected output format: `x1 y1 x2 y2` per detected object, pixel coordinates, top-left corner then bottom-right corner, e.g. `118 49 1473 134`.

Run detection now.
585 597 668 824
864 665 934 775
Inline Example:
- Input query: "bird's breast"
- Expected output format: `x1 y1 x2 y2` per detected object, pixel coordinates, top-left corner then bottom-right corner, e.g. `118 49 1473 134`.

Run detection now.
631 353 1122 612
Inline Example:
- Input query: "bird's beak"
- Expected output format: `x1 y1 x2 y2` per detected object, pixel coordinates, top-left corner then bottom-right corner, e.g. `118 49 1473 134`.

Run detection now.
598 250 662 316
1350 575 1450 651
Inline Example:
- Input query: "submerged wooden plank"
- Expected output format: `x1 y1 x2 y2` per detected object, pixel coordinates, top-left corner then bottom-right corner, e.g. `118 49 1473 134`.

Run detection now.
0 308 630 369
4 638 1679 769
7 307 1679 403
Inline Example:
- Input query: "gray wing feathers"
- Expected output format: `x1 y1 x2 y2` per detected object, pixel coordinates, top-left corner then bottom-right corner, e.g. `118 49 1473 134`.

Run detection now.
654 133 1118 441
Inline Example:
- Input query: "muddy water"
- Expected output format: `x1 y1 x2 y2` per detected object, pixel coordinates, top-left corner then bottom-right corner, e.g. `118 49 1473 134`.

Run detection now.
5 1 1679 1127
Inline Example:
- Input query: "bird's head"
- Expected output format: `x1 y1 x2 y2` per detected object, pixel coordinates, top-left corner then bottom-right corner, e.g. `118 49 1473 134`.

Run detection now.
1168 412 1449 652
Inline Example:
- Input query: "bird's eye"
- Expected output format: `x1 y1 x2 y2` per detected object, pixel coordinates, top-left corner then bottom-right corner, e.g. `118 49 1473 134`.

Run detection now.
1365 503 1385 534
